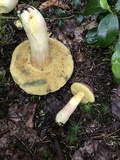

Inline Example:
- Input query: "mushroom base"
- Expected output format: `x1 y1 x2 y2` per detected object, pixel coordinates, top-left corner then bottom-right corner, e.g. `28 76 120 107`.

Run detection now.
10 38 74 95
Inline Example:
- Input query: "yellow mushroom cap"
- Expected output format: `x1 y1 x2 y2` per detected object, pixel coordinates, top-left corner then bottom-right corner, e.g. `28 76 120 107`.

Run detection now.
10 38 74 95
70 82 95 104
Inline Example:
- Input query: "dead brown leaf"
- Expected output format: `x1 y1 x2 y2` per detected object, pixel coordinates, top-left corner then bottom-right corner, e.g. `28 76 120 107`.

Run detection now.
111 85 120 120
25 103 36 128
74 51 85 63
8 103 36 128
72 140 119 160
39 0 70 10
0 119 40 159
17 4 26 11
74 17 98 43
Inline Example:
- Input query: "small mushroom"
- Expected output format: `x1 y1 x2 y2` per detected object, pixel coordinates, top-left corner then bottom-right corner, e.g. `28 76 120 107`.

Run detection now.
71 82 95 104
10 6 74 95
0 0 18 14
55 82 95 125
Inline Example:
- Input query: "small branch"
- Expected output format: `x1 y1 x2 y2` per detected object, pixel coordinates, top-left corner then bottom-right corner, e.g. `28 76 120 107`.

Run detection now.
91 128 120 140
15 133 34 156
1 16 18 20
0 129 9 138
45 15 75 21
1 13 75 21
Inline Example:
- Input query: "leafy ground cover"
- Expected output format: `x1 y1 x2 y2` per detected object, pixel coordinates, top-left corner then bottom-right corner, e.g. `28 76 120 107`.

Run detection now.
0 0 120 159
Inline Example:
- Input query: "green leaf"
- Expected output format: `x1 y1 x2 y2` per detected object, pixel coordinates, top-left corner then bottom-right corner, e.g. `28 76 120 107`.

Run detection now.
100 0 111 11
97 13 119 48
85 27 98 44
115 38 120 50
75 14 83 25
56 9 65 18
72 0 81 10
40 10 47 18
115 0 120 12
57 19 64 27
97 12 109 23
113 76 120 84
84 0 104 16
112 50 120 79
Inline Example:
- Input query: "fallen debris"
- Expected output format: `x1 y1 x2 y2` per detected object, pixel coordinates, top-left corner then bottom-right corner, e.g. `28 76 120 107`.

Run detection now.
72 140 119 160
111 85 120 120
39 0 70 10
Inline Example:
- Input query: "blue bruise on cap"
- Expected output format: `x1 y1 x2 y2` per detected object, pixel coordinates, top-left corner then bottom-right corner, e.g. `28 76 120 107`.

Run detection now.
22 79 47 87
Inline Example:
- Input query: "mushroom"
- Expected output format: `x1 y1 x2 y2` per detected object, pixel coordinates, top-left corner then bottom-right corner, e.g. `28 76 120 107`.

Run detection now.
10 6 74 95
55 82 95 125
71 82 95 104
0 0 18 14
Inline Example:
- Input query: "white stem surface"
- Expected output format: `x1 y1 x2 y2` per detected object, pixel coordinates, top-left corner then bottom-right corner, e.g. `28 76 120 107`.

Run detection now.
0 0 18 13
56 92 84 125
20 7 49 67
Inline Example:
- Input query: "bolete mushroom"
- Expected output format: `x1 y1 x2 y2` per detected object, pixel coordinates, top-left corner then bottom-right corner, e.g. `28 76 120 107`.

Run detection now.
71 82 95 104
55 82 95 125
0 0 18 14
10 6 74 95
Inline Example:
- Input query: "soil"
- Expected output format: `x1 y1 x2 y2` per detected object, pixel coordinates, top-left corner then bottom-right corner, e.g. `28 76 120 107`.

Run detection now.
0 1 120 160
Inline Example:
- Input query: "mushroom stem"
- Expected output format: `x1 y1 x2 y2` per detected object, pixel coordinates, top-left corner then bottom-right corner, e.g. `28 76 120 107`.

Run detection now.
55 82 95 125
0 0 18 14
20 6 49 68
55 92 84 125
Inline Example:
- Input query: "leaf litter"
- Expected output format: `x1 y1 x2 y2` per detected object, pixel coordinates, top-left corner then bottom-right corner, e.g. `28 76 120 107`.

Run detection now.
0 0 120 159
111 85 120 120
39 0 70 10
72 140 119 160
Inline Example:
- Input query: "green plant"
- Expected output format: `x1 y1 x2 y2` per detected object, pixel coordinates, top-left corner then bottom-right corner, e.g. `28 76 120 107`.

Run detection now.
66 122 81 145
29 1 40 7
80 103 93 113
55 0 83 27
101 103 110 113
42 148 51 160
84 0 120 83
29 95 38 102
56 8 65 27
72 0 81 10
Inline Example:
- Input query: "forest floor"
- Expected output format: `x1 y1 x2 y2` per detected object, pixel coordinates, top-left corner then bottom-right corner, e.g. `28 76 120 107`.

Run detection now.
0 0 120 160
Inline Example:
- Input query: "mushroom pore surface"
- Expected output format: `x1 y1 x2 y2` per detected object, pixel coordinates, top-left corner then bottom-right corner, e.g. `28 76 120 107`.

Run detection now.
71 82 95 103
10 38 74 95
